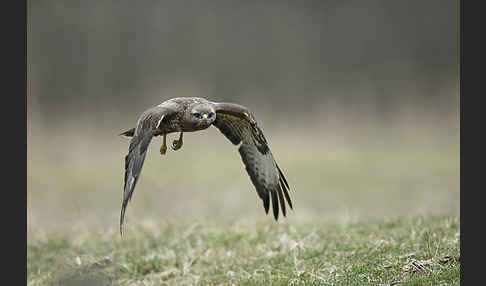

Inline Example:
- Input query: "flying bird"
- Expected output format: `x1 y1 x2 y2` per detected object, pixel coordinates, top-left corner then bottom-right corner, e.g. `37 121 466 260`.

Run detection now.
119 97 292 234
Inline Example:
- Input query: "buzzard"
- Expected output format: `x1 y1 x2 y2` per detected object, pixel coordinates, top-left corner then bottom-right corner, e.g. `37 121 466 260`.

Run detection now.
119 97 292 234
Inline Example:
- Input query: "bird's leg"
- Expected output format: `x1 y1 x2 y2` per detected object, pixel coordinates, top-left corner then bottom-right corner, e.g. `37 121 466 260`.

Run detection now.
160 134 167 155
172 132 183 151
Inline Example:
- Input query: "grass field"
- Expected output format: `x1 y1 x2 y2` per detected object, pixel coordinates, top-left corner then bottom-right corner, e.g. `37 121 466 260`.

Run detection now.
27 216 459 285
27 111 459 285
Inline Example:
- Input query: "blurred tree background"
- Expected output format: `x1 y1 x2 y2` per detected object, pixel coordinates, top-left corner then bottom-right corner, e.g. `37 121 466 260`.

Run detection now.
27 0 459 232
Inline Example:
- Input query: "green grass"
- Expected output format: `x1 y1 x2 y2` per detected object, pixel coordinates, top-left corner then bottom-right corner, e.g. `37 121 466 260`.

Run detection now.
27 216 459 285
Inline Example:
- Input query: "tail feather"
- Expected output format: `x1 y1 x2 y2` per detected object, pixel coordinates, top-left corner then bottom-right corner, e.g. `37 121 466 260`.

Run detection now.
119 128 135 137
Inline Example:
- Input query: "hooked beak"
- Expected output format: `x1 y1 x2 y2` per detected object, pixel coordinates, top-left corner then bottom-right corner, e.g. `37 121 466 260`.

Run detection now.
202 113 208 120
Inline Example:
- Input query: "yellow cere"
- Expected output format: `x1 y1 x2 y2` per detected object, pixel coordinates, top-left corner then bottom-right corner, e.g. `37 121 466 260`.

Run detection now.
202 113 208 119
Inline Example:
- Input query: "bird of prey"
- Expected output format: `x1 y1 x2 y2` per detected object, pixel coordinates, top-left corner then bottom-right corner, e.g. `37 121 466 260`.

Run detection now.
119 97 292 234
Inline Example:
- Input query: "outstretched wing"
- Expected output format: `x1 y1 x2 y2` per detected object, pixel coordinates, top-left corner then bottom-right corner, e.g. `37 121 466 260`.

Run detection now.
120 105 176 235
211 102 292 220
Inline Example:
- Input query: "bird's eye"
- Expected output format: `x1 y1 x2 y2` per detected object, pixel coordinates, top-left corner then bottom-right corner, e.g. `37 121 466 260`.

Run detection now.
193 113 201 118
208 112 213 118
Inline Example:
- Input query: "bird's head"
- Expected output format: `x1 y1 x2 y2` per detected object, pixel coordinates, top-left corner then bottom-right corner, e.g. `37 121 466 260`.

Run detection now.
187 103 216 128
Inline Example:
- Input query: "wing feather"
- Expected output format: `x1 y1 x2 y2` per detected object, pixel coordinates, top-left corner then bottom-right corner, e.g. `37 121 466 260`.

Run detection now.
120 105 176 235
270 188 279 220
211 102 292 220
277 184 286 218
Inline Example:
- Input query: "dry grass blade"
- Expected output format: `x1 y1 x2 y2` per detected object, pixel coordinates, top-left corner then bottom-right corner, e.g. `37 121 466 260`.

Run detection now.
402 258 434 276
438 255 460 265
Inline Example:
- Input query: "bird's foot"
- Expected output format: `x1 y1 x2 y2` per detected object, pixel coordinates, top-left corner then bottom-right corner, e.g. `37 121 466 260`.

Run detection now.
160 134 167 155
160 144 167 155
172 132 183 151
172 139 183 150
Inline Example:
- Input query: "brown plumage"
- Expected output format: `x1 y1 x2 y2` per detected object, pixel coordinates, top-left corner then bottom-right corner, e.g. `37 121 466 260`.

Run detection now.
119 97 292 235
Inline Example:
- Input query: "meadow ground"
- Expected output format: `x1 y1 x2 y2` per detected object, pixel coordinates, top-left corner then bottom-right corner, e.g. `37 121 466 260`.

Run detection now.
28 216 459 285
27 112 459 285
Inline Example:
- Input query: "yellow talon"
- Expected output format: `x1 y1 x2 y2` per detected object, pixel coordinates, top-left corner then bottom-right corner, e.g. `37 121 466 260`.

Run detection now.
160 134 167 155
